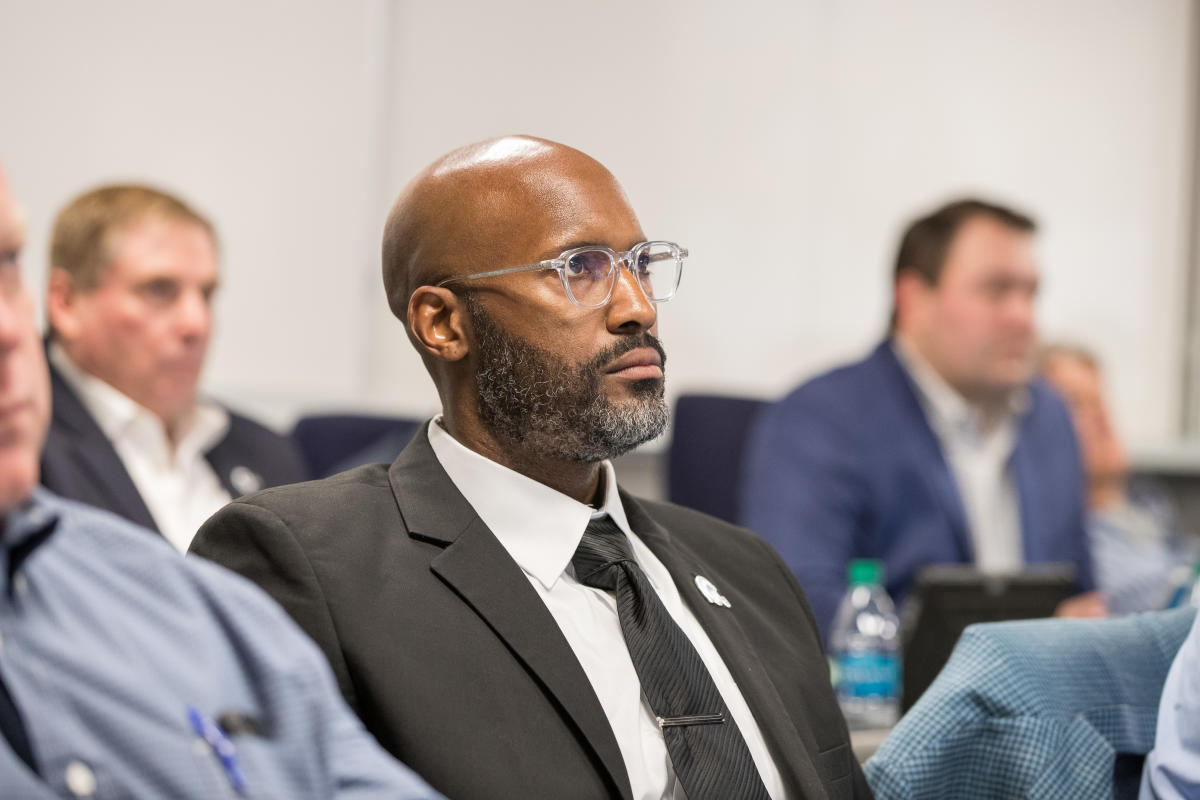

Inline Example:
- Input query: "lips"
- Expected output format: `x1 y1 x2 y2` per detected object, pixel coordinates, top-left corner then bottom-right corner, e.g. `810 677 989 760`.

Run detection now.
605 348 663 380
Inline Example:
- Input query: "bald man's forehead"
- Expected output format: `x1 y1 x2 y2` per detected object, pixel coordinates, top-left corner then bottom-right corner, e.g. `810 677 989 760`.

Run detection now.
380 136 641 319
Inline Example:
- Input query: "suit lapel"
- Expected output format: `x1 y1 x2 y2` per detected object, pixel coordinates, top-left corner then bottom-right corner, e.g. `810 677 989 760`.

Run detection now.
388 430 634 800
876 342 973 561
46 363 158 532
1010 410 1042 561
205 436 259 498
623 492 830 800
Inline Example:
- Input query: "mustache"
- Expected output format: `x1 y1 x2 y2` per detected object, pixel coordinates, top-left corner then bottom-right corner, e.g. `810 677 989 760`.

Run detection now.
588 332 667 374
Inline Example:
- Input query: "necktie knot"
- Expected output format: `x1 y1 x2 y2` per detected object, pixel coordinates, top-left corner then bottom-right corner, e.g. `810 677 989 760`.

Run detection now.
572 516 633 591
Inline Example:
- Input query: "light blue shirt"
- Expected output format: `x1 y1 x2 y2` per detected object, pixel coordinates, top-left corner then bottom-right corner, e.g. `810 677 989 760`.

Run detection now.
1089 481 1197 615
0 489 441 799
1143 609 1200 799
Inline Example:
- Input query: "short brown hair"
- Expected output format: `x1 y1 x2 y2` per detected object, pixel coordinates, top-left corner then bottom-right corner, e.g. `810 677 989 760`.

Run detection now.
894 198 1036 285
49 184 215 289
890 198 1036 329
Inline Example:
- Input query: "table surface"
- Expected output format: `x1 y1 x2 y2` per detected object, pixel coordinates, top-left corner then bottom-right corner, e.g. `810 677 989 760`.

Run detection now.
850 727 892 763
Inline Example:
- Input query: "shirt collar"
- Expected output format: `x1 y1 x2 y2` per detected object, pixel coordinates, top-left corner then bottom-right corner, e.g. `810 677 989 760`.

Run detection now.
891 335 1029 436
0 489 62 587
50 342 230 460
426 416 632 591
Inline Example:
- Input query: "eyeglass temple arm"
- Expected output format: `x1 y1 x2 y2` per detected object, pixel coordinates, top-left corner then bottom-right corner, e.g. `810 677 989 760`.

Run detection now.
435 261 559 287
642 248 688 264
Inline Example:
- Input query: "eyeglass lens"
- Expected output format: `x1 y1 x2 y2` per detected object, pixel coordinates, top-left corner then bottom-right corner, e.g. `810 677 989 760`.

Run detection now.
563 243 681 306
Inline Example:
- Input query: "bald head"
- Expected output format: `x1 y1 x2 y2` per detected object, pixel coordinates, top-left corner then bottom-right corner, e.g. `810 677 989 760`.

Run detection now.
381 136 637 325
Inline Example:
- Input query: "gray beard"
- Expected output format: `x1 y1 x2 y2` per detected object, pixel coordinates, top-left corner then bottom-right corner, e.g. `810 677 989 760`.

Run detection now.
466 293 669 463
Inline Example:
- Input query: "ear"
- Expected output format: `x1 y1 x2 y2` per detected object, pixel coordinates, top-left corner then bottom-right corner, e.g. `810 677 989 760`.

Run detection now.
893 270 932 332
407 286 470 362
46 267 85 342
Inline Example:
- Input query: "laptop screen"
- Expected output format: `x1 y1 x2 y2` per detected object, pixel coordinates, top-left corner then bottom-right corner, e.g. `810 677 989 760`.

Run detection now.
900 564 1079 711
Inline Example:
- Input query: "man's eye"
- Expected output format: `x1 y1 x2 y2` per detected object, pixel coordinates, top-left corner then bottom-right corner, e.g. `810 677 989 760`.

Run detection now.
140 280 179 303
0 249 19 268
566 251 610 279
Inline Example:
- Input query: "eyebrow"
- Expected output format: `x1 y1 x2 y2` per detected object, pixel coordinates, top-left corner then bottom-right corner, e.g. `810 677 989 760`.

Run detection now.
556 240 605 253
554 239 644 254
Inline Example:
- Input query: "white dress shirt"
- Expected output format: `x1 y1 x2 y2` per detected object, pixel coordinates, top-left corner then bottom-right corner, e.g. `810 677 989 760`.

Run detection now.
427 417 786 800
893 338 1027 573
50 344 231 553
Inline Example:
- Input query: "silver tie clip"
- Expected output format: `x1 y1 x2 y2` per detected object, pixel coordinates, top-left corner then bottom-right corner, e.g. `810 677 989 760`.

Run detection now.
656 713 726 728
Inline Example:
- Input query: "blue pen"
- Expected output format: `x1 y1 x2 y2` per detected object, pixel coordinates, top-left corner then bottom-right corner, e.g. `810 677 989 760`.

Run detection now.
187 705 248 795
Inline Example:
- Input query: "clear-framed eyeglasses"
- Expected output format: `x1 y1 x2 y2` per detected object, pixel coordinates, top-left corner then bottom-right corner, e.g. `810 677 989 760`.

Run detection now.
436 240 687 309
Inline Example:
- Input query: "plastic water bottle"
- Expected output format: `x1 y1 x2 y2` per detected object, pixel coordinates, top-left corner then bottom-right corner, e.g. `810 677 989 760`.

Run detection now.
829 559 901 729
1164 562 1200 609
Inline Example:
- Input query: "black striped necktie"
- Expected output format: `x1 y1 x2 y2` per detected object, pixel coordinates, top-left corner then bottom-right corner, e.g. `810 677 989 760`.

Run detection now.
572 516 770 800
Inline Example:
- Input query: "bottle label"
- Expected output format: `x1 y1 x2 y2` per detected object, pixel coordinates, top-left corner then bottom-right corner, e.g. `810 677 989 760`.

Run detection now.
834 652 900 699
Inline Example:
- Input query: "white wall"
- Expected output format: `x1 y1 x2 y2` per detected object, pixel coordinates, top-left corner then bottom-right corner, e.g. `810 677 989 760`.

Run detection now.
0 0 388 424
2 0 1195 446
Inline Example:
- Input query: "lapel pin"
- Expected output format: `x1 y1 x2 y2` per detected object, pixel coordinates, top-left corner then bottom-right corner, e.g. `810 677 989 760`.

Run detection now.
694 575 731 608
230 466 263 497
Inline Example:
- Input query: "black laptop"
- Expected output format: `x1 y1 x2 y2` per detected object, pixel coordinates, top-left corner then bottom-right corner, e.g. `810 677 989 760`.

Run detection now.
899 564 1079 711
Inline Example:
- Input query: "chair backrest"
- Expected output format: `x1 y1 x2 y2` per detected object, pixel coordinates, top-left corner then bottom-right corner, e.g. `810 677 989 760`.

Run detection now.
864 607 1197 800
667 394 767 523
291 414 423 478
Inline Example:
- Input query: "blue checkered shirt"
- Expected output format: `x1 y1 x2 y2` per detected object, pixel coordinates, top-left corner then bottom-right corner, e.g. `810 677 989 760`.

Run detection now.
865 608 1195 799
0 489 442 799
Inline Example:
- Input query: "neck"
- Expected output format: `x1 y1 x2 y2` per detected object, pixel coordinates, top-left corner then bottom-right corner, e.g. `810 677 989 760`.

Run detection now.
894 332 1015 428
963 392 1013 430
440 412 604 504
1088 476 1126 511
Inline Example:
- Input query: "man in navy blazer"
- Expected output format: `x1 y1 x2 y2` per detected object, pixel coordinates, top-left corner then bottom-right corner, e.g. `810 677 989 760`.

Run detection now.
38 184 307 551
741 198 1100 640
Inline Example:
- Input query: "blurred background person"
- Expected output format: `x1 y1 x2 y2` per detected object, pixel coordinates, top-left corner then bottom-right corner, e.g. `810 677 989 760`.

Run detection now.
0 160 441 800
39 185 308 552
741 198 1102 641
1040 343 1197 614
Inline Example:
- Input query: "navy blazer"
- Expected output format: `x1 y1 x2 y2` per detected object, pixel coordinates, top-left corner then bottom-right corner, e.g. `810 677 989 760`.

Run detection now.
740 340 1093 640
40 359 309 534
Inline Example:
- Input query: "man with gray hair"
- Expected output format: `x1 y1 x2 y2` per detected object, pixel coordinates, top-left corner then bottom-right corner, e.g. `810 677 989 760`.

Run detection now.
40 184 307 551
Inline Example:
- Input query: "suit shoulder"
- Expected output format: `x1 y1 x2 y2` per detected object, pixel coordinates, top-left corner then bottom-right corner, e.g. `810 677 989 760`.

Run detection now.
1022 380 1077 438
783 346 894 407
223 409 298 448
215 407 309 483
633 496 766 549
756 346 900 447
216 463 393 527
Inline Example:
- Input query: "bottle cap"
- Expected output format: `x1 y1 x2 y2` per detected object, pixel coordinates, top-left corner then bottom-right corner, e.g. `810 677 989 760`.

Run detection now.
847 559 883 586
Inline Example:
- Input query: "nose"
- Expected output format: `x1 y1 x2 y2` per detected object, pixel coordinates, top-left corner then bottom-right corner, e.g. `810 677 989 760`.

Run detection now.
0 294 23 353
1003 286 1036 333
605 260 657 333
176 288 212 342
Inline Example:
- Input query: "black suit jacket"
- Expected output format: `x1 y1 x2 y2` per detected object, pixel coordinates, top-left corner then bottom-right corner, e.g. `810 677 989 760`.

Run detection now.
191 427 871 800
40 359 309 533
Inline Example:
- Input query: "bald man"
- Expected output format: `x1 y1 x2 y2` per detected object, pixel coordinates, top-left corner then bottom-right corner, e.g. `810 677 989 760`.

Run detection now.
191 136 868 800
